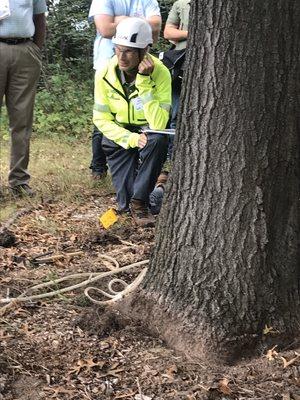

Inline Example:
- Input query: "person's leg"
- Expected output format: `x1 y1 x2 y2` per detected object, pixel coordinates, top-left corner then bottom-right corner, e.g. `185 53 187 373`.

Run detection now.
133 133 168 204
6 42 41 188
149 186 165 215
102 135 139 211
149 171 168 215
90 125 108 177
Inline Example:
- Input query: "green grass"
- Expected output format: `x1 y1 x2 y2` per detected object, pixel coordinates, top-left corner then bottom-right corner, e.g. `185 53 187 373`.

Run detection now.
0 135 112 222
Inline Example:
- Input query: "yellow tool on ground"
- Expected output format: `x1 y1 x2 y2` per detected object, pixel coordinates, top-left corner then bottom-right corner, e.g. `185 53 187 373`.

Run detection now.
99 208 119 229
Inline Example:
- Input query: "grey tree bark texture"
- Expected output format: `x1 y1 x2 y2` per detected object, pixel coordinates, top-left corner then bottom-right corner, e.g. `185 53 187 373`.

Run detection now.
131 0 300 360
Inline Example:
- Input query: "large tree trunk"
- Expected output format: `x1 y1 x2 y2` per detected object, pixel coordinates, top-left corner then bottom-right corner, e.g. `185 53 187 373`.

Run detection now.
132 0 300 360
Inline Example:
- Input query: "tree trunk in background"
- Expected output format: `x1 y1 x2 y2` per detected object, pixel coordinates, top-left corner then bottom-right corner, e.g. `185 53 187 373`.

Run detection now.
136 0 300 360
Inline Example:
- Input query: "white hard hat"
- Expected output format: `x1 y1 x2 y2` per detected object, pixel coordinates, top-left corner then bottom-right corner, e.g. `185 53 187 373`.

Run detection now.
112 17 153 49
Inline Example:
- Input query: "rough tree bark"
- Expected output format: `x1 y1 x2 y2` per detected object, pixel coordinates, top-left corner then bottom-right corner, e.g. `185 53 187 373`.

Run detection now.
125 0 300 361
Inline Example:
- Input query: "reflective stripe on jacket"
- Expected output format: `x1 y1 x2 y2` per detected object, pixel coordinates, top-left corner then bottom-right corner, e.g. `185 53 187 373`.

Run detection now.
93 54 172 149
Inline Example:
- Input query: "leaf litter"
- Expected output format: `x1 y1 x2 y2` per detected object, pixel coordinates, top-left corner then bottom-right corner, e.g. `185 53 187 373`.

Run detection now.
0 193 300 399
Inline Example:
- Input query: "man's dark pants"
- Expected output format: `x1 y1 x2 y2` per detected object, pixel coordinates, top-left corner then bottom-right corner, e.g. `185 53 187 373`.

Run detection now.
102 133 168 211
90 126 108 175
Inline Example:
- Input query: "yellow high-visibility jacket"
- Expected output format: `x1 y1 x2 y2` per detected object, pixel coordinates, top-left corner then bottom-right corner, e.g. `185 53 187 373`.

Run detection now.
93 54 172 149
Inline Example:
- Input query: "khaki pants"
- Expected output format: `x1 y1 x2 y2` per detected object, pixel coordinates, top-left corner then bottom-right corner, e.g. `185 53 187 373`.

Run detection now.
0 41 41 188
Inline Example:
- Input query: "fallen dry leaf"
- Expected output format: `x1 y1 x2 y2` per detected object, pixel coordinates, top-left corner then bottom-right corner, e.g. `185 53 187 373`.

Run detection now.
265 345 278 361
69 358 105 375
162 364 178 382
218 378 232 395
263 324 276 335
20 323 34 337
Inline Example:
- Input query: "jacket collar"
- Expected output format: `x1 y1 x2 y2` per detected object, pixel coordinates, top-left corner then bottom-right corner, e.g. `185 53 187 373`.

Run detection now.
104 55 124 93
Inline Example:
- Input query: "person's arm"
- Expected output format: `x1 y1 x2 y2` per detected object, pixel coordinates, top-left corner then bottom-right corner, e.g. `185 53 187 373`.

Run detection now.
164 22 188 42
164 1 187 43
33 13 46 48
93 70 140 149
94 14 127 38
146 15 161 44
135 55 171 130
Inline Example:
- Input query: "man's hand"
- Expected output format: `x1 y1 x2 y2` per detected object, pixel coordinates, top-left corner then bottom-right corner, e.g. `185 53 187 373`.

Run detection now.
138 133 148 148
138 55 154 75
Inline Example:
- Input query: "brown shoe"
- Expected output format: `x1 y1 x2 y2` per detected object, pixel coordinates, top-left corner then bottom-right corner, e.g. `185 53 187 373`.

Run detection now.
130 199 155 227
156 171 169 189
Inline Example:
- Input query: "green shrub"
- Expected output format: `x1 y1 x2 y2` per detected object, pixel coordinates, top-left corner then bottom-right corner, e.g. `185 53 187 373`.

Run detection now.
34 68 94 139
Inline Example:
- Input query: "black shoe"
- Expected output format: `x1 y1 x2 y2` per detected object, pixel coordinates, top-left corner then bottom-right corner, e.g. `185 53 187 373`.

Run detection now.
10 184 36 198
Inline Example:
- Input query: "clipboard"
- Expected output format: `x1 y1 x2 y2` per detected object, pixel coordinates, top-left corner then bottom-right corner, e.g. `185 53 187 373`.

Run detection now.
141 128 176 136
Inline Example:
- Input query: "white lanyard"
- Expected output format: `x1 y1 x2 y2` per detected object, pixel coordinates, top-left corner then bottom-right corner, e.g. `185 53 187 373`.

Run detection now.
0 0 11 21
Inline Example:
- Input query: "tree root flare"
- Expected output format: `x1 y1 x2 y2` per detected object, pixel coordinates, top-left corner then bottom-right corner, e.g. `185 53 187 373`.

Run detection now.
78 289 300 365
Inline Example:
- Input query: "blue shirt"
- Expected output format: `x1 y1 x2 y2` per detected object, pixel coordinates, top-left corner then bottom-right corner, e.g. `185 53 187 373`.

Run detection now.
89 0 160 70
0 0 47 38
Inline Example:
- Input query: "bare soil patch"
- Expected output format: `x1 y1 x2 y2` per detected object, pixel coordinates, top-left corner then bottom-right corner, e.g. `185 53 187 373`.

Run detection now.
0 188 300 399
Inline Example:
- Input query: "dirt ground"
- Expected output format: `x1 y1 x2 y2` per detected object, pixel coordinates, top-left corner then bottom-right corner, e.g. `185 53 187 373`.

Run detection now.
0 188 300 400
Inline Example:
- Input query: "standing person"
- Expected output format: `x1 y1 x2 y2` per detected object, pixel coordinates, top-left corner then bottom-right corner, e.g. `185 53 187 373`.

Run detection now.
0 0 47 197
88 0 162 180
94 18 171 227
164 0 190 132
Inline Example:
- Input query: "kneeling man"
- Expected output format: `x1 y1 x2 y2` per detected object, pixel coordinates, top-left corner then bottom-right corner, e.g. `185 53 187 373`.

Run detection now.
94 18 171 226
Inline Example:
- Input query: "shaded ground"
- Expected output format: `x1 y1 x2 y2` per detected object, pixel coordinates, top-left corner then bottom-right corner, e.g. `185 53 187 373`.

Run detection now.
0 187 300 400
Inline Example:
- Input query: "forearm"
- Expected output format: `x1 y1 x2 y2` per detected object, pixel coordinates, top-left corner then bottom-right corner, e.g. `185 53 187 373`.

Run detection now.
33 14 46 48
164 24 188 42
94 112 139 149
147 16 161 44
94 15 127 38
96 22 116 38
